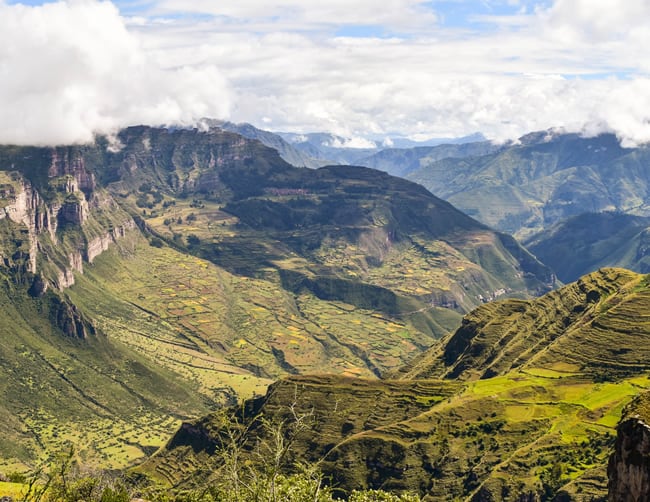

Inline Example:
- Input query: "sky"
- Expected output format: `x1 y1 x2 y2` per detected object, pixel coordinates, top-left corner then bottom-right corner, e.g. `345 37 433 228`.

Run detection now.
1 0 650 146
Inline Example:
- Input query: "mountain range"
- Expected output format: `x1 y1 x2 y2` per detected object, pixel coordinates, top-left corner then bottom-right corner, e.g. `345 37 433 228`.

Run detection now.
215 123 650 282
0 125 552 474
398 132 650 241
1 122 650 501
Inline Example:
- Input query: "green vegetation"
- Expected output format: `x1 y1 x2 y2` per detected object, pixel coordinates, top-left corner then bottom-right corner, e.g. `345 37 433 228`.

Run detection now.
524 212 650 282
3 127 648 501
1 425 421 502
0 127 554 476
0 273 208 473
405 132 650 240
149 268 650 500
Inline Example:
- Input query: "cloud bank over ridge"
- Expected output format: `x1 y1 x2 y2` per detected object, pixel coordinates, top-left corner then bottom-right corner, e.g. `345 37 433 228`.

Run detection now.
2 0 650 146
0 0 231 145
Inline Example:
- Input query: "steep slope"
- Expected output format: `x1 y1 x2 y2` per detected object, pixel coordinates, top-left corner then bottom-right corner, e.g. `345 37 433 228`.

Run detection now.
608 391 650 502
407 132 650 240
0 126 554 473
0 149 221 471
524 212 650 283
98 126 553 317
93 126 553 377
0 274 211 472
153 268 650 500
399 268 647 382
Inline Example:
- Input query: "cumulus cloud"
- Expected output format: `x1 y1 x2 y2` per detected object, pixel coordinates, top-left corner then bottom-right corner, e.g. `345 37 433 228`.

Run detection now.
0 0 231 145
115 0 650 147
542 0 650 41
3 0 650 147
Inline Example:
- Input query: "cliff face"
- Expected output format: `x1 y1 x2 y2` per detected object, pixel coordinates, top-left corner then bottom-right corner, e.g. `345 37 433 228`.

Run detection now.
608 393 650 502
0 148 135 293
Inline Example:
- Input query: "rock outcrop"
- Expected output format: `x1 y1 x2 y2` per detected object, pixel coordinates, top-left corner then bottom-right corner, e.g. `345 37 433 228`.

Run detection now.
0 148 135 292
608 393 650 502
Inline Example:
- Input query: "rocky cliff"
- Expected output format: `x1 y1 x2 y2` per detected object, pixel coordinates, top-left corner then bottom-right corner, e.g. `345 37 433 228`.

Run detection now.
0 147 135 293
609 392 650 502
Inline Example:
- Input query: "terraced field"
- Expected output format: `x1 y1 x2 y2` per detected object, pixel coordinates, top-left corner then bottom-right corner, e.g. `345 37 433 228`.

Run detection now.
151 269 650 500
70 236 436 389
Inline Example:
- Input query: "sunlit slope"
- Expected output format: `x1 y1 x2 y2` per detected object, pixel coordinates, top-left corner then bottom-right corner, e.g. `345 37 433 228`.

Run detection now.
400 268 649 382
152 268 650 500
0 270 209 472
70 234 440 386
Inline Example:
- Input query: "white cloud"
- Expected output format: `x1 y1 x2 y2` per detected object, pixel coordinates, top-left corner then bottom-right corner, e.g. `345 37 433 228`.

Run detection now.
2 0 650 147
382 137 394 147
151 0 438 31
541 0 650 41
0 0 231 145
326 136 377 149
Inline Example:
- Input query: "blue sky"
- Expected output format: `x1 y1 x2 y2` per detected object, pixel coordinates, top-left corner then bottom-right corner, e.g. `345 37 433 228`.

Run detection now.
4 0 550 33
1 0 650 146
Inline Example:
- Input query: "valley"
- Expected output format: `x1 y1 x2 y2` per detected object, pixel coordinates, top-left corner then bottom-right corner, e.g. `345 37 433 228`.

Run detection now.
151 268 650 500
0 126 552 478
0 124 648 501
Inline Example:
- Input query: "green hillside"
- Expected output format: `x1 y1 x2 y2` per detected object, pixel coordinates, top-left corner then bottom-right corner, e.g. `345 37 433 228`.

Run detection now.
524 212 650 283
405 132 650 240
152 268 650 500
0 266 209 473
0 126 554 473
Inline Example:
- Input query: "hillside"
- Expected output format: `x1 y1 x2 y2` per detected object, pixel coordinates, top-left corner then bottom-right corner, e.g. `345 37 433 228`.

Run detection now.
524 212 650 283
101 126 553 312
151 268 650 500
0 270 211 471
404 132 650 240
206 120 330 168
356 140 502 178
0 126 553 472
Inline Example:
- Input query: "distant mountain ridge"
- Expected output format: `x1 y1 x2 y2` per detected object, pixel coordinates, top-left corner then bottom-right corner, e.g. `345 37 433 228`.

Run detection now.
277 130 486 166
405 132 650 240
524 211 650 282
356 140 503 178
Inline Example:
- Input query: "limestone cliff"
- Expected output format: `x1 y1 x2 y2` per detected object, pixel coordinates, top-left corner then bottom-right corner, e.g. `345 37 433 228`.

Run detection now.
0 148 135 293
608 393 650 502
